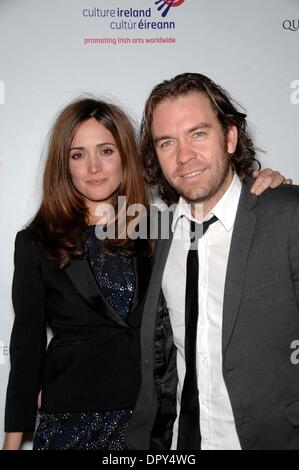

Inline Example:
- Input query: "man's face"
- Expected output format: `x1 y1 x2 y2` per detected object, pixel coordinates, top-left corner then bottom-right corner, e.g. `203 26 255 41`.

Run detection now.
151 91 237 211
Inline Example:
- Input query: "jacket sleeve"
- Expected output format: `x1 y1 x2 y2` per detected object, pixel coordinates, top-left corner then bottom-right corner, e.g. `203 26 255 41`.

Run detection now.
289 199 299 311
5 230 47 432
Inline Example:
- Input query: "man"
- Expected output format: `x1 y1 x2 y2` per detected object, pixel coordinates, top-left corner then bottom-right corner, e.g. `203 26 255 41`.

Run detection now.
126 73 299 450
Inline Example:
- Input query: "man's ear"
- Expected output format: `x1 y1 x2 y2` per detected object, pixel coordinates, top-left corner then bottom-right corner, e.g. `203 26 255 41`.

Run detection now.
227 125 238 154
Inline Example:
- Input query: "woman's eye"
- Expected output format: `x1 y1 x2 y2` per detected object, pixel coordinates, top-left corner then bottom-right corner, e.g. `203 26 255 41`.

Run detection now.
101 147 114 155
70 152 83 159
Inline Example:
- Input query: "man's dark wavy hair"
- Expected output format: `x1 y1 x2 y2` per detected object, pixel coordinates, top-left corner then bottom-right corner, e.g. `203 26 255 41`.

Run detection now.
141 72 261 204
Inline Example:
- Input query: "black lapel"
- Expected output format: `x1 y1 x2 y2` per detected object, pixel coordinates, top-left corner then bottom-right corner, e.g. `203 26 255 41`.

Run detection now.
222 179 258 356
131 252 151 304
126 252 150 329
126 213 175 445
65 255 128 328
144 219 175 316
128 207 175 326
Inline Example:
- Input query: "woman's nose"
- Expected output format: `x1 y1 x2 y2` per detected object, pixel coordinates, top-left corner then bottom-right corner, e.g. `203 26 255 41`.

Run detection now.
88 155 102 173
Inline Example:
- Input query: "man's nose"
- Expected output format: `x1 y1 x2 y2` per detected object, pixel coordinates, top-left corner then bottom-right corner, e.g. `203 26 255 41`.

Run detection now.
176 141 196 166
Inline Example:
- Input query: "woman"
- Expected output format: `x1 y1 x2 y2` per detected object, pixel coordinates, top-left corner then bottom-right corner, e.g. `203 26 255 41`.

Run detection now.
3 98 152 450
2 97 288 450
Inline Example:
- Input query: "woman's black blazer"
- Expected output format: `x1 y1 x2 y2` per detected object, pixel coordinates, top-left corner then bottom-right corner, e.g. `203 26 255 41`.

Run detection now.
5 229 151 432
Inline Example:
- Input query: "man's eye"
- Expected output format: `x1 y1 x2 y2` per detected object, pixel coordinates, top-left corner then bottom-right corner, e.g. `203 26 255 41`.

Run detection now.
160 140 173 149
194 131 206 138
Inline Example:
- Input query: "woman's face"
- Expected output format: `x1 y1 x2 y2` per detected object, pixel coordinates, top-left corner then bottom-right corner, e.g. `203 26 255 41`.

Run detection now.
69 117 123 218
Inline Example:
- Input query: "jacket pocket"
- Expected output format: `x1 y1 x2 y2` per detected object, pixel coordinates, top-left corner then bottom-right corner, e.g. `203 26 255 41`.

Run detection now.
242 269 280 298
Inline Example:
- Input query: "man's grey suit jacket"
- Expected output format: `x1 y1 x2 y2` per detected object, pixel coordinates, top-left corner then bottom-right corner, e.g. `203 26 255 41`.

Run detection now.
126 177 299 450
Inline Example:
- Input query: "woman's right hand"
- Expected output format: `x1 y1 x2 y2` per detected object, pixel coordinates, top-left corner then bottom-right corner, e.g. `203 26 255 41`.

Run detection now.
2 390 41 449
2 432 23 450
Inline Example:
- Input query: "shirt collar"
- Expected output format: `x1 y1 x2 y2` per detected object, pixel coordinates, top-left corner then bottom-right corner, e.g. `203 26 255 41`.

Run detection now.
171 173 242 233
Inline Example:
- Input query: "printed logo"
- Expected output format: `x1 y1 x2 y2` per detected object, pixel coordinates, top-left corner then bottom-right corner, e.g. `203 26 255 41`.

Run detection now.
0 80 5 105
154 0 185 17
282 19 299 31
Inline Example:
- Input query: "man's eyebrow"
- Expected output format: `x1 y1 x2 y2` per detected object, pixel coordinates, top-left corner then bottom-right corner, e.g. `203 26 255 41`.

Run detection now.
154 135 172 146
188 123 211 133
154 123 212 145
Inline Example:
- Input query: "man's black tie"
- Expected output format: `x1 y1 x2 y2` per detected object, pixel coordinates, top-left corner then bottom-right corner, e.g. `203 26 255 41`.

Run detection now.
177 215 218 450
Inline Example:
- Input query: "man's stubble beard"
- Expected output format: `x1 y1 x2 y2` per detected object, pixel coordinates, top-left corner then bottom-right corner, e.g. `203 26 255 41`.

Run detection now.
178 157 231 205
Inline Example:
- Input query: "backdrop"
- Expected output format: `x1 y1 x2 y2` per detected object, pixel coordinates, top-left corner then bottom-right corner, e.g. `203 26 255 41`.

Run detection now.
0 0 298 448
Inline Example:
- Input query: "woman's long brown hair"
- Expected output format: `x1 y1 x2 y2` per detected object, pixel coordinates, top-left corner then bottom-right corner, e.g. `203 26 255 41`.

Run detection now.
29 98 150 267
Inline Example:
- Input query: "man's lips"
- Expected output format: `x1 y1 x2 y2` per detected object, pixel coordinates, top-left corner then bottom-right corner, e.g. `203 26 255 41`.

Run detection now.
178 169 206 179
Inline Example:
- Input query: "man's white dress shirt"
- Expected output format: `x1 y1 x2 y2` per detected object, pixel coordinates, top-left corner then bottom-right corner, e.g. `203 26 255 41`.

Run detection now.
162 174 242 450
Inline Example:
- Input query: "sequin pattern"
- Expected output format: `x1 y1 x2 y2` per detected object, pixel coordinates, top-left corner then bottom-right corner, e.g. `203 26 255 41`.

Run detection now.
85 225 135 318
33 410 133 450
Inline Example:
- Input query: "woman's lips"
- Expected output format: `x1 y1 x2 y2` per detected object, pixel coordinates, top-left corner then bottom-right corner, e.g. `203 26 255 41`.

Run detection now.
86 179 106 185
